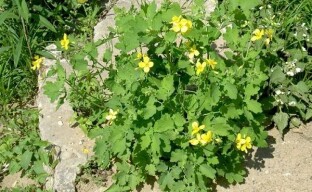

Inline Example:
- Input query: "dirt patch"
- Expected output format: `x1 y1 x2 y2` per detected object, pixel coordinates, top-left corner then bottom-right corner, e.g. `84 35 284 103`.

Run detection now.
0 172 37 189
217 123 312 192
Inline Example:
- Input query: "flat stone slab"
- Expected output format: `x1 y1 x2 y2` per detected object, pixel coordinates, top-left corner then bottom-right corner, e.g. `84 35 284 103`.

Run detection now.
37 45 94 192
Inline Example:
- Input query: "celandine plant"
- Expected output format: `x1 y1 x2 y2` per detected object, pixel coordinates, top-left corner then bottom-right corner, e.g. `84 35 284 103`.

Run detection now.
43 0 312 191
89 1 268 191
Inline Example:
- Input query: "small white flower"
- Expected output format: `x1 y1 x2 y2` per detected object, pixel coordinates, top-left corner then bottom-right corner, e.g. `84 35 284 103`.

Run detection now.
268 4 271 8
295 68 302 73
276 99 284 105
289 101 296 106
301 23 306 27
275 90 285 95
287 71 295 76
302 47 307 52
303 33 307 37
293 32 297 37
259 6 263 10
106 109 118 121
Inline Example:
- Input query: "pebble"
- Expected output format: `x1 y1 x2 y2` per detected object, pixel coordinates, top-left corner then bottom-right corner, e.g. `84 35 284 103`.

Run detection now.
58 121 63 126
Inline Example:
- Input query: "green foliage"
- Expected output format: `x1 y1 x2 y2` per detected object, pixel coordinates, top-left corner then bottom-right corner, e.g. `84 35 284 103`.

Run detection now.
0 107 56 184
43 0 311 191
0 0 102 186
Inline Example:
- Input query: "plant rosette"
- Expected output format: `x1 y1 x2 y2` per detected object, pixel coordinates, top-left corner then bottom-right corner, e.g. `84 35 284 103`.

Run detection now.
88 1 269 191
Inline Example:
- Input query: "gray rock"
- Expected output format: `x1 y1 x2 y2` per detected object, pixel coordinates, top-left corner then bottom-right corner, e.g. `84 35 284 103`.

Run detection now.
37 45 94 192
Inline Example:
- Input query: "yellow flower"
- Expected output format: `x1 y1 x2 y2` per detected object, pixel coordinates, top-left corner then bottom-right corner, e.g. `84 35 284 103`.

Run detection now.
82 148 89 154
188 45 200 60
191 121 205 135
77 0 88 3
205 58 217 69
195 60 206 75
189 133 201 145
251 29 264 41
106 109 118 121
236 133 252 153
136 52 143 60
171 15 181 23
199 131 213 145
138 55 154 73
31 55 43 70
171 15 192 34
264 29 274 45
60 33 70 50
189 131 213 146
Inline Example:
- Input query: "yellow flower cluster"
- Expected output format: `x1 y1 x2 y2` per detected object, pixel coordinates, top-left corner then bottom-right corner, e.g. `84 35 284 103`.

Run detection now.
171 15 192 34
31 55 43 70
138 53 154 73
60 33 70 50
106 109 118 124
194 58 217 75
189 122 213 146
235 133 252 153
251 28 274 45
195 60 206 75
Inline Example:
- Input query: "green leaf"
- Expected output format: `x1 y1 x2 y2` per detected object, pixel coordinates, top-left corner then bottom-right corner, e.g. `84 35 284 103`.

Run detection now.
306 108 312 121
273 112 289 134
177 60 190 69
162 3 182 22
94 140 110 168
294 81 309 93
172 113 186 127
239 0 261 15
140 134 151 150
225 105 243 119
145 164 156 176
245 99 262 113
43 80 64 103
164 31 176 42
210 117 230 136
245 84 260 98
170 149 187 167
270 67 286 84
13 36 23 68
199 164 216 179
112 137 126 155
202 83 221 110
36 50 55 59
208 156 219 165
20 0 29 23
142 97 157 119
151 134 160 163
224 27 239 47
71 53 88 72
0 11 18 25
39 15 56 33
224 82 237 99
20 150 33 169
103 49 113 62
146 1 157 19
154 114 175 133
157 75 174 100
32 161 46 175
9 161 21 173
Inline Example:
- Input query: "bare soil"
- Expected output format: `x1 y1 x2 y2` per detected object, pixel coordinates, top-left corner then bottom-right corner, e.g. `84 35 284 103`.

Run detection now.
217 123 312 192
